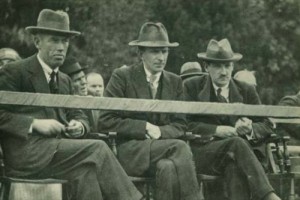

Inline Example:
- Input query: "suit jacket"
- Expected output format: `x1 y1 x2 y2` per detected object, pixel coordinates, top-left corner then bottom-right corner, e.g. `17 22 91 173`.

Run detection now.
183 75 274 159
0 55 89 177
98 64 186 176
278 92 300 140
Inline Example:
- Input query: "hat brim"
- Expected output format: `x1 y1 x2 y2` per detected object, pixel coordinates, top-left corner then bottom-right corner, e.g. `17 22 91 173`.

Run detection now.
180 72 208 78
128 40 179 47
197 53 243 62
26 26 81 37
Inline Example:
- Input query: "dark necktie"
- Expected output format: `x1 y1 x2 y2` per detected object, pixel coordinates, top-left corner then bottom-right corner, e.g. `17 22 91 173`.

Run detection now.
49 71 58 94
149 75 157 99
217 88 227 103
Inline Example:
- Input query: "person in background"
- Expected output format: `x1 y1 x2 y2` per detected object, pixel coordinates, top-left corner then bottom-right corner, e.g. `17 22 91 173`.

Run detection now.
86 72 104 97
0 9 141 200
99 22 201 200
184 38 280 200
180 61 207 82
233 69 257 86
0 48 21 68
59 57 88 96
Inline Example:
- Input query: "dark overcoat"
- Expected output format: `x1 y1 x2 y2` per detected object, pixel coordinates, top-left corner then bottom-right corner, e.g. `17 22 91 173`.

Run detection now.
98 64 186 176
0 55 89 177
183 75 274 161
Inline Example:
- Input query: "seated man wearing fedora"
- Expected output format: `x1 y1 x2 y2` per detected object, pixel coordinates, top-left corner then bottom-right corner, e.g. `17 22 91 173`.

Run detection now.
183 39 280 200
99 22 201 200
180 61 207 83
0 9 142 200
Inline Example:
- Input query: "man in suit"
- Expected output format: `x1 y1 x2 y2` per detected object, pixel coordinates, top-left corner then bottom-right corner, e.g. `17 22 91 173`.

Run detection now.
184 39 280 200
98 22 200 200
0 9 141 200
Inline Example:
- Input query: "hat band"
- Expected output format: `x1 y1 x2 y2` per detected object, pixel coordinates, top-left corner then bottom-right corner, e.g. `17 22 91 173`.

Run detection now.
37 20 70 31
182 68 202 75
206 50 234 60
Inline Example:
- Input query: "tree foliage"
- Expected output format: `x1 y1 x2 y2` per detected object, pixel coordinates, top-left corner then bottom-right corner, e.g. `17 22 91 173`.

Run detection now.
0 0 300 103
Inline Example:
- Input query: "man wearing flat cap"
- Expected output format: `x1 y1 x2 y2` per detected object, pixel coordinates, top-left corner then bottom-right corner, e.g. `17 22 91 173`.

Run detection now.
0 9 142 200
99 22 201 200
184 39 280 200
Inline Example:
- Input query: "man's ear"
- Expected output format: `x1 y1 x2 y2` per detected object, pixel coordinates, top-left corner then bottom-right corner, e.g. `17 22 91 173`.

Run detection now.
33 35 41 50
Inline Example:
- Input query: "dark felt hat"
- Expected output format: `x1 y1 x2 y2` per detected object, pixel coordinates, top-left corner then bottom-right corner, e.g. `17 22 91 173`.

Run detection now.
197 38 242 62
129 22 179 47
26 9 80 36
60 57 87 76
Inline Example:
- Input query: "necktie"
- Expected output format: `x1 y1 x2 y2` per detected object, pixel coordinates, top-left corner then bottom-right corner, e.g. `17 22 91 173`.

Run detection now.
217 88 227 103
149 75 157 99
49 71 58 94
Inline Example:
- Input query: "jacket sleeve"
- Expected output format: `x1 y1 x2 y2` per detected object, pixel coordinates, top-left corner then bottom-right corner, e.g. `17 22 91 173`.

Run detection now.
98 68 147 140
0 65 33 140
244 85 275 143
159 77 186 139
183 79 217 142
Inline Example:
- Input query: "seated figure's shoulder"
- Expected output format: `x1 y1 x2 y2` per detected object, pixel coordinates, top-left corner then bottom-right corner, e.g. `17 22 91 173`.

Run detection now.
184 74 208 87
279 93 300 106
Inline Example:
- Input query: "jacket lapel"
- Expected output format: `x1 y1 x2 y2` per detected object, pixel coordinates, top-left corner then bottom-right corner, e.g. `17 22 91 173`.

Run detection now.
229 80 243 103
197 76 212 102
132 64 152 99
27 55 51 93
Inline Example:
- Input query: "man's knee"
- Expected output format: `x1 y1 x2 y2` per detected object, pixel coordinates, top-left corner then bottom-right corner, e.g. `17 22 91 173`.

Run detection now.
88 139 111 154
156 159 176 173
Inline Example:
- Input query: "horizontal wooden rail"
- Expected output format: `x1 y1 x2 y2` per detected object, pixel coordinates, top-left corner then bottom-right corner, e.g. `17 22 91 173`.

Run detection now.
0 91 300 118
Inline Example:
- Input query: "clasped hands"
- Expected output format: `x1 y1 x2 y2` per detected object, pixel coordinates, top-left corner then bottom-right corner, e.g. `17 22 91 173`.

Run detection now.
145 122 161 139
32 119 84 138
214 117 253 139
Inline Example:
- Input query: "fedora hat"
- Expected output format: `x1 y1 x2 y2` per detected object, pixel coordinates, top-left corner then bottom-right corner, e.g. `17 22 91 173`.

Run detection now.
180 62 207 78
26 9 80 36
129 22 179 47
60 57 88 76
197 39 242 62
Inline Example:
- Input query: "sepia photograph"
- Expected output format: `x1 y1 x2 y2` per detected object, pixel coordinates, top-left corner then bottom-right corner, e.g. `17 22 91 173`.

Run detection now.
0 0 300 199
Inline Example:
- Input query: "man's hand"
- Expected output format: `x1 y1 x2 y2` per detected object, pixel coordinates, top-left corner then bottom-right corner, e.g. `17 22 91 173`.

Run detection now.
65 120 84 138
235 117 253 136
214 126 237 139
32 119 65 137
146 122 161 139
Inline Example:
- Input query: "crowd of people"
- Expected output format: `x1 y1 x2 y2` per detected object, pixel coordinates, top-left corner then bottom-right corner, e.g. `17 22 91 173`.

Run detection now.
0 8 299 200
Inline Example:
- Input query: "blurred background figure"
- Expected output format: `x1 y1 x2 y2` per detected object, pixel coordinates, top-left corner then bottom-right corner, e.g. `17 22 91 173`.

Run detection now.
60 57 88 96
233 69 257 86
180 61 207 82
0 48 21 68
86 72 104 97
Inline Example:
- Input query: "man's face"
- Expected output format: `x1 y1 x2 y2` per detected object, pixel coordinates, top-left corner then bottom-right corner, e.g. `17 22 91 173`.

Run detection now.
206 62 234 87
70 71 87 96
87 74 104 97
141 47 169 75
34 33 69 69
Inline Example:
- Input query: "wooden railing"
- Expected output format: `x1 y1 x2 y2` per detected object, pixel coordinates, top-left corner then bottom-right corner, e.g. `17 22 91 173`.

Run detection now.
0 91 300 118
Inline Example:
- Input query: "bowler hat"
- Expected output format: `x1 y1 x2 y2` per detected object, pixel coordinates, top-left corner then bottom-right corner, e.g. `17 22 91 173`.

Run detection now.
197 39 242 62
60 57 87 76
0 48 21 61
180 62 207 78
26 9 80 36
129 22 179 47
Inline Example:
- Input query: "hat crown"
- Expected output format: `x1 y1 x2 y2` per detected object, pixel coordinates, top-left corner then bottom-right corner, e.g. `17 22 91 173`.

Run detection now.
26 9 80 36
129 22 179 47
206 39 234 60
37 9 70 31
197 38 242 62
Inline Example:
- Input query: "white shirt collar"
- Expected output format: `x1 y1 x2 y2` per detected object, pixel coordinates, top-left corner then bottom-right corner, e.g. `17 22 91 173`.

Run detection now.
143 65 162 84
37 53 59 82
212 82 230 101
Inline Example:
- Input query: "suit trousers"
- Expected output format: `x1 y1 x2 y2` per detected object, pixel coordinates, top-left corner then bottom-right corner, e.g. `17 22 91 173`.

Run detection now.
191 137 273 200
148 139 201 200
31 139 142 200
